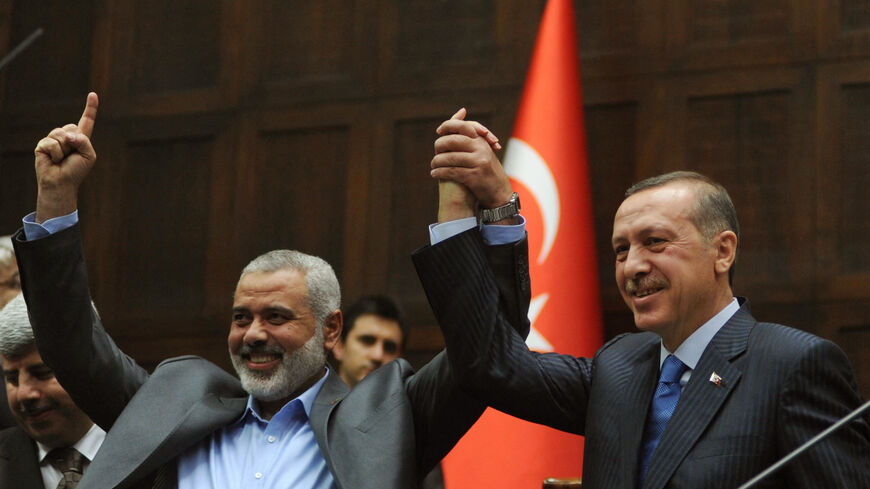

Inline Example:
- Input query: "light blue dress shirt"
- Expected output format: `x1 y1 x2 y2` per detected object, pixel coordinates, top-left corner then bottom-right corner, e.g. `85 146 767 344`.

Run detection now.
429 215 525 246
177 370 335 489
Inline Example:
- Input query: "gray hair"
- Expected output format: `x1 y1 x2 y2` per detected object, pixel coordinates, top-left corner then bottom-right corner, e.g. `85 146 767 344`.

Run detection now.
0 293 34 357
238 250 341 325
625 171 740 284
0 235 13 267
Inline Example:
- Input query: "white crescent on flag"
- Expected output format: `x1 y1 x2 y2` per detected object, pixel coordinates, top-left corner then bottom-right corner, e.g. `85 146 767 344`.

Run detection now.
503 137 561 353
503 137 561 265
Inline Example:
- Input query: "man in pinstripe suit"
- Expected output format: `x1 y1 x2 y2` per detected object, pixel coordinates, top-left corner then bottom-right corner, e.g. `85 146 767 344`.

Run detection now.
416 113 870 488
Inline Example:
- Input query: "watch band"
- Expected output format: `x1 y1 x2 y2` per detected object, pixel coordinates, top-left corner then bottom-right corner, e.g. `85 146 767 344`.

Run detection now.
479 192 521 223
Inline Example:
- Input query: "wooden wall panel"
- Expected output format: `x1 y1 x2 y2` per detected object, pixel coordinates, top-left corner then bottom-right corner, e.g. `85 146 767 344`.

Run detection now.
0 145 35 235
660 70 815 304
108 136 215 325
820 0 870 57
665 0 814 70
240 1 376 105
127 2 221 95
0 0 95 121
386 117 445 340
584 99 640 340
103 0 241 116
577 0 663 77
817 62 870 301
234 122 351 281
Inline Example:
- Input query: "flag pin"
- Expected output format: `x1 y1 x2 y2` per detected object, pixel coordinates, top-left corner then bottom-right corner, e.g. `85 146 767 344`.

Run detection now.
709 372 723 387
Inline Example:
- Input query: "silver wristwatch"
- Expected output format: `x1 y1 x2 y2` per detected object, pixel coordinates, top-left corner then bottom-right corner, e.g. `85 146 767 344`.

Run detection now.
479 192 521 223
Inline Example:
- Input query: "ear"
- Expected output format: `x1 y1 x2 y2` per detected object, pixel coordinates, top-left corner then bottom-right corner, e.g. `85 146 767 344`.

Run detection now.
713 230 737 277
322 309 342 352
332 335 345 360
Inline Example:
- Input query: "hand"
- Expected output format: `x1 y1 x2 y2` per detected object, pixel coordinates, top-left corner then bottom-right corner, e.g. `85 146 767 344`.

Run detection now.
431 108 513 210
34 92 99 223
435 109 478 223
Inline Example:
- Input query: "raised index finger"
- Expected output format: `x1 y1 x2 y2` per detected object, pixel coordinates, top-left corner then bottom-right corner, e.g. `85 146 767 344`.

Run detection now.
77 92 99 138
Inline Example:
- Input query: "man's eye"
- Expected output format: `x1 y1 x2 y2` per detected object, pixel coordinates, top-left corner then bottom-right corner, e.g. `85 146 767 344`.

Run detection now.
267 315 288 324
614 246 628 261
358 336 377 346
645 237 667 248
232 313 250 324
383 342 398 354
34 369 54 380
4 374 17 387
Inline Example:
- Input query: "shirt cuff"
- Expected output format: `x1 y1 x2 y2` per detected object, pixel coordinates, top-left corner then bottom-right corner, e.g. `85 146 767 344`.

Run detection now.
22 210 78 241
429 215 526 246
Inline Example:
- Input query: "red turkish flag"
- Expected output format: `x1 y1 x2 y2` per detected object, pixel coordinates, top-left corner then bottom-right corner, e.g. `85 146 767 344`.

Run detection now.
442 0 603 486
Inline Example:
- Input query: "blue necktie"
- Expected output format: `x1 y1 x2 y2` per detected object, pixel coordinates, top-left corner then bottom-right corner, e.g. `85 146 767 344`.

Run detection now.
638 354 688 486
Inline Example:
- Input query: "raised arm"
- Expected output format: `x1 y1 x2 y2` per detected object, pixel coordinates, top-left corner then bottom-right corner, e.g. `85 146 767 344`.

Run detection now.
414 109 593 434
15 93 148 430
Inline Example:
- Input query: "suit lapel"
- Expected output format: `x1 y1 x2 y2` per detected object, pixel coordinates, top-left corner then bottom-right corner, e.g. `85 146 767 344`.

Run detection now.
643 306 754 489
309 370 347 488
616 339 661 488
0 428 44 489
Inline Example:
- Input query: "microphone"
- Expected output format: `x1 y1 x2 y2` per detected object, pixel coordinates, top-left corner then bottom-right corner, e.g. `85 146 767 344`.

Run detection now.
0 28 44 72
736 398 870 489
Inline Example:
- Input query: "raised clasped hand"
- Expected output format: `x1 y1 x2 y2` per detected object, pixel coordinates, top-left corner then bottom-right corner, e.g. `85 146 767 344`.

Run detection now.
431 108 513 211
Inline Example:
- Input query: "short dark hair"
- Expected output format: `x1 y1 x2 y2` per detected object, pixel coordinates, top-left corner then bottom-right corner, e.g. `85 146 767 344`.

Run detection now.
625 171 740 284
341 295 407 351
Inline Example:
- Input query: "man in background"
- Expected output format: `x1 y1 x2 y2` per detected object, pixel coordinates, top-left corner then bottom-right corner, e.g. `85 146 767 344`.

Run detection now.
332 295 406 388
0 294 105 489
0 236 19 308
0 236 22 429
332 295 444 489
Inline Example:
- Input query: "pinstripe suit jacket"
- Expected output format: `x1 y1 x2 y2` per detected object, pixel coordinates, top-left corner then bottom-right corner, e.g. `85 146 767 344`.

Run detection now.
413 228 870 489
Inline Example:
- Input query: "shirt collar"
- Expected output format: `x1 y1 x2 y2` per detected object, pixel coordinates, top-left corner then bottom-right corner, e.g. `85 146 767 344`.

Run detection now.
659 297 740 369
37 422 107 464
241 367 330 423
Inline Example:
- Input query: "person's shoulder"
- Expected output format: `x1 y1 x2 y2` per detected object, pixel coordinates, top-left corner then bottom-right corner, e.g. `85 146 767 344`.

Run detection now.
746 322 850 374
749 322 825 352
0 425 30 448
599 331 659 353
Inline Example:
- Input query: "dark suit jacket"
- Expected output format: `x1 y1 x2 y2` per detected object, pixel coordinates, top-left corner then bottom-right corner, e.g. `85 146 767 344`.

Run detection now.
413 228 870 489
0 426 45 489
13 224 530 489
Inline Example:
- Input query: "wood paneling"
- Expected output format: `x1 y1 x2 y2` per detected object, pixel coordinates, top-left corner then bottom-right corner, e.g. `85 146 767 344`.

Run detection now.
0 0 868 394
0 0 95 121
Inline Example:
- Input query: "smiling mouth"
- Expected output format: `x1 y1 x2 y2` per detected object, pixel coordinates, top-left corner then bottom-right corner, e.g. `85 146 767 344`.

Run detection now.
243 352 283 370
633 288 661 298
21 405 54 422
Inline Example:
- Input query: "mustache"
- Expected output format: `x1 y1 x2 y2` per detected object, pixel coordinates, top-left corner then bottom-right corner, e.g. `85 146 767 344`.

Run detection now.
624 275 669 295
236 344 284 357
18 400 54 417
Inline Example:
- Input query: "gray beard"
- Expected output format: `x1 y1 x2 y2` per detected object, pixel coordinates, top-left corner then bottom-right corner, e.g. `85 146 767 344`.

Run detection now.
230 327 326 402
